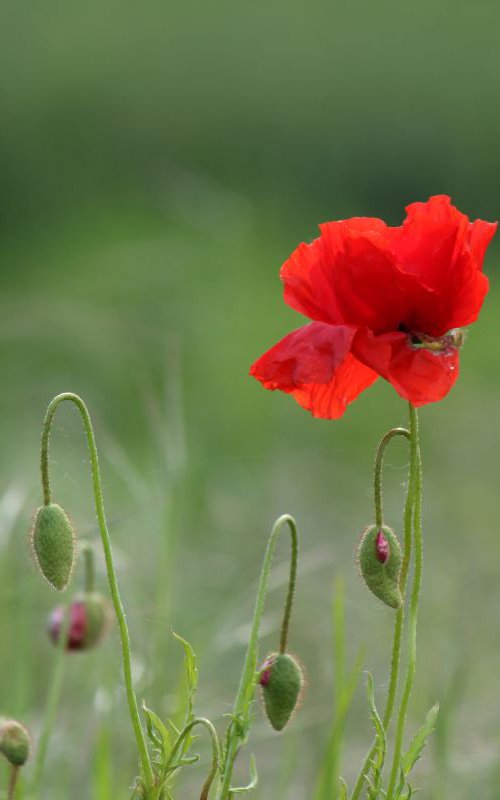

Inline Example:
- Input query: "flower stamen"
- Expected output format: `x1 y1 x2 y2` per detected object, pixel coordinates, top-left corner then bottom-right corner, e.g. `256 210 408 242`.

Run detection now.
408 328 465 353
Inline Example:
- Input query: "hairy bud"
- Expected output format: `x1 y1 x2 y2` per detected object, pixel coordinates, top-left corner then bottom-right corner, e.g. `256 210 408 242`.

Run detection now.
357 524 402 609
258 652 304 731
31 503 76 591
48 592 112 651
0 719 30 766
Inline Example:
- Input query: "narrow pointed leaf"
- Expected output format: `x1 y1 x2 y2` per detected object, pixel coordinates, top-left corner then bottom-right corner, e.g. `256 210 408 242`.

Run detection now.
401 703 439 776
229 755 258 795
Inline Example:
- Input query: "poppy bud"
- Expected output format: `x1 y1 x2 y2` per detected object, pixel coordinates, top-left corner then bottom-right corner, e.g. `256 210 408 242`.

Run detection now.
31 503 76 591
48 592 112 651
357 524 402 609
0 719 30 766
258 652 304 731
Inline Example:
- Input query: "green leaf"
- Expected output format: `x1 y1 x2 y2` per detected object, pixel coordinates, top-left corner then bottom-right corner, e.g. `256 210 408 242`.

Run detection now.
365 672 387 796
172 630 198 702
229 755 258 795
172 631 199 758
165 753 200 775
167 718 181 739
366 674 386 750
177 755 200 767
401 703 439 776
142 702 172 760
394 766 406 799
339 778 348 800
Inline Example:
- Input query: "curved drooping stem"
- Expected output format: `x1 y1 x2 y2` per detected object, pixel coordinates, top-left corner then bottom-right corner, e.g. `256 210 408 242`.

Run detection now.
40 393 154 790
374 426 413 732
279 516 298 654
167 718 220 800
216 514 299 800
373 427 410 529
386 404 423 799
351 424 414 800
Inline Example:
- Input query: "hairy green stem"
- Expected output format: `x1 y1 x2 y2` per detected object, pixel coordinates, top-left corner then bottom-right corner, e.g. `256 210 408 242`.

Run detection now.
7 765 19 800
40 393 154 789
386 404 422 799
383 420 416 728
216 514 298 800
167 718 220 800
351 422 415 800
279 517 298 654
374 428 410 529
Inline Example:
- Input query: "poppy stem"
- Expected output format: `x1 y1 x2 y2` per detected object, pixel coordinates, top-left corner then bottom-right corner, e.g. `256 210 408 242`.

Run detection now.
373 427 410 529
216 514 299 800
39 393 154 791
165 718 220 800
279 516 298 654
350 422 415 800
386 403 423 799
7 765 19 800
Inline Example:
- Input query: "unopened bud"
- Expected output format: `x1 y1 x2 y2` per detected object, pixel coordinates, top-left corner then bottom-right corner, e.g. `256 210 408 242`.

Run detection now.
258 652 304 731
48 592 112 651
31 503 76 591
357 524 402 609
0 719 30 766
375 529 390 563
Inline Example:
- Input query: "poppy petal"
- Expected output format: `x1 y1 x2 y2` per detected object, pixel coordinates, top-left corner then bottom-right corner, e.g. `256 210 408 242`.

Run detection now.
250 322 378 418
281 218 407 332
291 353 379 418
353 328 460 406
280 237 345 324
393 195 496 333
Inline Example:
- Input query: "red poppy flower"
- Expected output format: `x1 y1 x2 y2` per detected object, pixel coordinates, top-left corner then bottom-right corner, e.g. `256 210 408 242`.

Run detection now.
250 196 496 418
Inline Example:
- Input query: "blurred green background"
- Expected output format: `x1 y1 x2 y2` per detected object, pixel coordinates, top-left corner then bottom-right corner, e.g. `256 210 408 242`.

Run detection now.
0 1 499 798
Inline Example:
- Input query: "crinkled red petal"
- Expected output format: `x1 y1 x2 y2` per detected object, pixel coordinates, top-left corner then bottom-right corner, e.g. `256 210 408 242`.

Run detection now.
291 353 379 418
249 322 378 418
281 218 408 332
353 328 460 406
391 195 496 334
318 221 410 333
280 237 345 325
280 196 496 339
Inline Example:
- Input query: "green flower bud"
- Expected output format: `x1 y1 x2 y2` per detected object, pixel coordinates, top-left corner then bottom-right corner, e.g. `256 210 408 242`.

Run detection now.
31 503 76 591
258 652 304 731
357 524 402 609
0 719 30 766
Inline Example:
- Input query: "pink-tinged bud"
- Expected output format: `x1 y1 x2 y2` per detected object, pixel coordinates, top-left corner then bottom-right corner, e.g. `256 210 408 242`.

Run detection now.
258 657 274 687
357 524 402 609
375 530 390 563
49 602 86 650
48 593 112 652
258 653 305 731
